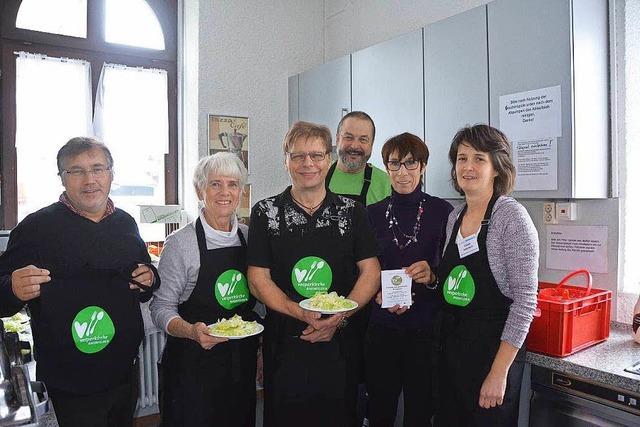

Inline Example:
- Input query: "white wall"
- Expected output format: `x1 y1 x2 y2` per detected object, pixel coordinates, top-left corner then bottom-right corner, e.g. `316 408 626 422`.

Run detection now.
195 0 324 206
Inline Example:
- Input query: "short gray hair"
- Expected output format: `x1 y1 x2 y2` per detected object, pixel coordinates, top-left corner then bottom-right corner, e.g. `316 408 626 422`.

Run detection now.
57 136 114 174
193 152 248 194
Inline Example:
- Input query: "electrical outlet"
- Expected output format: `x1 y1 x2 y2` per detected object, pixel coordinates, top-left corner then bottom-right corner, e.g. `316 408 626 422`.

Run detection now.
557 202 577 221
543 202 556 224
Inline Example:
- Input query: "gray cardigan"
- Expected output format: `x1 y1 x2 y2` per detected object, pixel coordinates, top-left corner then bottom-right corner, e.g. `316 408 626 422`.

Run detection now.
150 219 249 333
443 196 539 348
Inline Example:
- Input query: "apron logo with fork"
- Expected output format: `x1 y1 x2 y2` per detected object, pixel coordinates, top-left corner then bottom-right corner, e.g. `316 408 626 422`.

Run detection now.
214 269 250 309
291 256 333 298
71 305 115 354
443 265 476 307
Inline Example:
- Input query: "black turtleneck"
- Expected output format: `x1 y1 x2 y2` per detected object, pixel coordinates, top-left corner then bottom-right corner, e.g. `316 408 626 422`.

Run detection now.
367 186 453 329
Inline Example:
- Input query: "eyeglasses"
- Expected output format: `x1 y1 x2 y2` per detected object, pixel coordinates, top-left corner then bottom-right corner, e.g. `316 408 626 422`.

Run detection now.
339 133 371 145
61 167 111 179
286 151 329 163
386 159 421 171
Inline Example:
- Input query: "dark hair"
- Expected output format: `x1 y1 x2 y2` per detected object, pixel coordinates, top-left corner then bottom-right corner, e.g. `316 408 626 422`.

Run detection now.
336 111 376 142
449 124 516 196
57 137 114 174
283 121 332 154
381 132 429 166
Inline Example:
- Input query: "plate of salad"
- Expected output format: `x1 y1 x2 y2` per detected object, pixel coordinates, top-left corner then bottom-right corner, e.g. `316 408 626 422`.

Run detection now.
208 314 263 339
299 291 358 314
1 312 31 334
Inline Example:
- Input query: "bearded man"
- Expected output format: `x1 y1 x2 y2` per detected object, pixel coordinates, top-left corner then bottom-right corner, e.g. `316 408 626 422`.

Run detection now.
325 111 391 206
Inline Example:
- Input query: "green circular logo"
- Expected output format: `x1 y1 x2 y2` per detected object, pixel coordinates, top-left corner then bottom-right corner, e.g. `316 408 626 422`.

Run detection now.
71 306 115 354
214 269 249 309
391 275 402 286
443 265 475 307
291 256 332 298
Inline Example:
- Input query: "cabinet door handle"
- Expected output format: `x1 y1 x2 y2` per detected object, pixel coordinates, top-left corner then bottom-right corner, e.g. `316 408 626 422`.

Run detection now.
555 377 572 387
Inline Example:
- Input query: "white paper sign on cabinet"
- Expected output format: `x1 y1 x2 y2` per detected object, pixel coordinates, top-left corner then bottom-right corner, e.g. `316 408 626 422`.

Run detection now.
513 137 558 191
499 85 562 141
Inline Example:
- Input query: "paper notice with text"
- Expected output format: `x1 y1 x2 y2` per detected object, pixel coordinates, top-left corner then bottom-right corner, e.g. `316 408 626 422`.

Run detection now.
546 225 608 273
500 85 561 140
513 138 557 191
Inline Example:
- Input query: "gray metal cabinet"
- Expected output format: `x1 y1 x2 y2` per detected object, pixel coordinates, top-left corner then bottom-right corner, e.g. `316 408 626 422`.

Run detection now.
424 5 489 199
298 55 351 138
488 0 608 198
288 75 299 127
352 29 424 170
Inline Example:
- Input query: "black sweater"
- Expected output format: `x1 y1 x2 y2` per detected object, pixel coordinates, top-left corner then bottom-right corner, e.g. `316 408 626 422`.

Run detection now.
0 202 156 317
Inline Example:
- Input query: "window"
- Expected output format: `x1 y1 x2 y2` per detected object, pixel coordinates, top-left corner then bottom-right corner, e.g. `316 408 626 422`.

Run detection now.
16 0 87 38
0 0 177 229
94 64 168 220
15 53 92 221
105 0 165 50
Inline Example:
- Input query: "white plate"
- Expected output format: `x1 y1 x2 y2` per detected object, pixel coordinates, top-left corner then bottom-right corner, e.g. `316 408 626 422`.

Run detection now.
207 322 264 340
299 298 358 315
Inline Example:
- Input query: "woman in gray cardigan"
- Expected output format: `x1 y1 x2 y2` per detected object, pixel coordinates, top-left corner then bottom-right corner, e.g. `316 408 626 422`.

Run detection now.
434 124 539 427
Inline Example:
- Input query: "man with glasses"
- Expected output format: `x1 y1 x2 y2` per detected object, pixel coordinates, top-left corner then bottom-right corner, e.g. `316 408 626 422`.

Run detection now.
0 137 159 427
326 111 391 206
248 121 380 426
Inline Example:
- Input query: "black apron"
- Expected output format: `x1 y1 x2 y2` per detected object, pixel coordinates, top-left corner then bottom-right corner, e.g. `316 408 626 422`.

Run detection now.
263 200 361 427
161 219 258 427
36 265 143 395
434 196 525 427
326 162 372 205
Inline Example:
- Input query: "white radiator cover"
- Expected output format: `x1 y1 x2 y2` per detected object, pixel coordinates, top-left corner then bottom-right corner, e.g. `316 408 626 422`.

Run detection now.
135 330 166 417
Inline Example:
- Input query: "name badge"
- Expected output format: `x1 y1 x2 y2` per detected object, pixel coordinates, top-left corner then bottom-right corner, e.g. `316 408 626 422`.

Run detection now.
457 234 479 258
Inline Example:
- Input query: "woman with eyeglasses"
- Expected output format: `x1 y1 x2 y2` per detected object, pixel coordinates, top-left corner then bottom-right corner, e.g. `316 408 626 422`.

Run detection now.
247 121 381 427
364 133 453 426
150 152 258 427
434 125 538 426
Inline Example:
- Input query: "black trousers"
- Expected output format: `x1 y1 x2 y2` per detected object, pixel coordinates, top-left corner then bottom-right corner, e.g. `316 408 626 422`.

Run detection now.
160 337 258 427
364 324 434 427
49 370 138 427
264 336 360 427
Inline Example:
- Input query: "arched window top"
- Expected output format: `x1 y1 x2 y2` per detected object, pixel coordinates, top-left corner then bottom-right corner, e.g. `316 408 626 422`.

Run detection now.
105 0 165 50
16 0 87 38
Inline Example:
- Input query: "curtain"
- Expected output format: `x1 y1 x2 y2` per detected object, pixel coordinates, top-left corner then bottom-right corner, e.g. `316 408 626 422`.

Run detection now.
15 52 92 221
93 63 169 240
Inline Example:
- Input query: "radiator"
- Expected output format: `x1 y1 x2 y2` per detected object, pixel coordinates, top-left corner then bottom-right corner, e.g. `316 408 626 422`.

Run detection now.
135 330 167 417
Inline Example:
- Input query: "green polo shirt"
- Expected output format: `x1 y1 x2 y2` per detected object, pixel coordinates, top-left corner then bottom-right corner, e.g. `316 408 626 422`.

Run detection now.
327 163 391 206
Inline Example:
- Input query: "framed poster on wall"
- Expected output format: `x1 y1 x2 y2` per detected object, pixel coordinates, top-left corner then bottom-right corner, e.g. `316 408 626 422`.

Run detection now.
208 115 249 171
208 114 250 223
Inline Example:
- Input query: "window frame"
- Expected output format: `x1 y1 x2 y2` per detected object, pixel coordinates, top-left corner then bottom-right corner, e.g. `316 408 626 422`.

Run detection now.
0 0 178 228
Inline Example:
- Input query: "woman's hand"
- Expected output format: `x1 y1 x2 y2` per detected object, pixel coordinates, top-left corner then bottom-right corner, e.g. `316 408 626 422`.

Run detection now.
478 369 508 408
374 291 411 315
404 261 434 285
190 322 228 350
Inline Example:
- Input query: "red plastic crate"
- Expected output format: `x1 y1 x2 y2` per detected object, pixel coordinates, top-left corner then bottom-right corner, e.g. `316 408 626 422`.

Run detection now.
527 270 611 357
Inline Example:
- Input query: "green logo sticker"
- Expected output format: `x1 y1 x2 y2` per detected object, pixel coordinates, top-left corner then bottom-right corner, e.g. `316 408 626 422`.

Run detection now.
391 275 403 286
71 306 115 354
214 269 249 309
291 256 332 298
443 265 475 307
